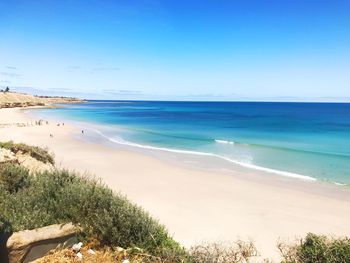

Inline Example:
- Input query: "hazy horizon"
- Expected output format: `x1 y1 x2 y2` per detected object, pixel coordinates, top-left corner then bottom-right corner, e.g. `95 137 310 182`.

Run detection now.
6 86 350 103
1 1 349 101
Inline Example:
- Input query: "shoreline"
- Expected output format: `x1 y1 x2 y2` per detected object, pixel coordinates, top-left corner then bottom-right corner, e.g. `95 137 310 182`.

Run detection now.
28 108 350 193
1 107 350 260
83 123 350 202
29 103 350 187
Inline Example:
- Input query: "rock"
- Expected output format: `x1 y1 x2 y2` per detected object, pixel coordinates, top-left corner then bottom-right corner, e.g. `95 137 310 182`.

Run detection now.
0 148 54 174
0 148 17 163
6 223 78 263
16 153 54 174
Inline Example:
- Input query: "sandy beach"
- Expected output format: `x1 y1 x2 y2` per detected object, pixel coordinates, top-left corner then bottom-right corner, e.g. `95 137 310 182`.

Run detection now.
1 107 350 260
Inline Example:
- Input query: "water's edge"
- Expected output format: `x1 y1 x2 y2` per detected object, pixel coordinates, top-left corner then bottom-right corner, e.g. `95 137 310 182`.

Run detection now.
28 107 349 187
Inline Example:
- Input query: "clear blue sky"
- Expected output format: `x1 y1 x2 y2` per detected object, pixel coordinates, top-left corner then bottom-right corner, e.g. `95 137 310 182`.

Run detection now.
0 0 349 101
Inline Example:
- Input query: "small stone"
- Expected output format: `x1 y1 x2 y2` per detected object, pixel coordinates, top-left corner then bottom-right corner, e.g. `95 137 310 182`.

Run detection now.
122 260 130 263
76 252 83 259
72 242 83 252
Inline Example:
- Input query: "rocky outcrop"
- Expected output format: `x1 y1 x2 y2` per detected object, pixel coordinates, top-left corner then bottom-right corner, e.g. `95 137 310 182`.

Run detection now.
0 148 54 173
0 148 17 163
5 223 78 263
16 153 54 173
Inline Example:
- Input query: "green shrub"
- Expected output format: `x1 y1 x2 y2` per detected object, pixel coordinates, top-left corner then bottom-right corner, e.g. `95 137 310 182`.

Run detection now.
0 166 187 260
0 216 13 233
279 233 350 263
0 141 54 165
0 163 30 193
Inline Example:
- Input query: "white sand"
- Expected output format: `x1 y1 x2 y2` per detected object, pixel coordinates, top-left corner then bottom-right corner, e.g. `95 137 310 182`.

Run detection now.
1 107 350 260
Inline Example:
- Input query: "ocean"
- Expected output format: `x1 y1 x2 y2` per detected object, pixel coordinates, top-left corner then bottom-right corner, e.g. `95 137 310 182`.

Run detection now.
33 101 350 185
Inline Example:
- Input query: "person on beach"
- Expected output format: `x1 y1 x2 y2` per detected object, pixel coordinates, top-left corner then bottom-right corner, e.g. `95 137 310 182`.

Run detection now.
81 130 84 135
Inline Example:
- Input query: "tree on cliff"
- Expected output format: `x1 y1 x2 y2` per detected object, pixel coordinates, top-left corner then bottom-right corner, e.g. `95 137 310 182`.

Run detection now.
5 87 9 92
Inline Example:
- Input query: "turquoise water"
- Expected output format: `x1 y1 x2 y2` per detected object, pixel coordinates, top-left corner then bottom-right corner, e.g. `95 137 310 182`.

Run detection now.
34 101 350 184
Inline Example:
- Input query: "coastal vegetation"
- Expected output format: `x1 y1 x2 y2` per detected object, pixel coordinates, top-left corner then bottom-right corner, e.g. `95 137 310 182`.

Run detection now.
1 142 350 262
0 163 188 261
278 233 350 263
0 87 10 92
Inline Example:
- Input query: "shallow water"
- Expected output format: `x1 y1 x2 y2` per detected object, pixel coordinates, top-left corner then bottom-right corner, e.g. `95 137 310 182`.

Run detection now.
33 101 350 184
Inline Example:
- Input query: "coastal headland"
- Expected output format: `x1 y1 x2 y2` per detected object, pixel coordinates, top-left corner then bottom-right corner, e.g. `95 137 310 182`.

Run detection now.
0 91 84 108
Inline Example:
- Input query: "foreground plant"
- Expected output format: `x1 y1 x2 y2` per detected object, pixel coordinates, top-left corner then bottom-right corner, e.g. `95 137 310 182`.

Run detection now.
278 233 350 263
0 164 187 260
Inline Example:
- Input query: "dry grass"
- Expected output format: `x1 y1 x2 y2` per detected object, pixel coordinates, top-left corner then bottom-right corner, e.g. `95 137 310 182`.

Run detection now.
33 241 177 263
33 246 121 263
189 240 258 263
32 240 263 263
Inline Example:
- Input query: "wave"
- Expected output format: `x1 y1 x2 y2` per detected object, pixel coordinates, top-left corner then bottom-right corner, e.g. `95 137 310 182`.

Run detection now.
79 120 350 160
333 182 347 186
216 138 350 159
215 139 236 145
90 128 317 182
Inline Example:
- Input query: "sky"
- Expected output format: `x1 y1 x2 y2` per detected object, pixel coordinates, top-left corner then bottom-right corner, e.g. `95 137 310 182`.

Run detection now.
0 0 350 101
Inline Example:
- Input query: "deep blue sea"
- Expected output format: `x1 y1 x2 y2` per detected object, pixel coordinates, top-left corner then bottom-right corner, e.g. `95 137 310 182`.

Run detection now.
34 101 350 185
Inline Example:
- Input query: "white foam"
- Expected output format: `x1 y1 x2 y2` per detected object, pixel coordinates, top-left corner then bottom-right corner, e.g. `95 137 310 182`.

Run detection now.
216 155 316 181
92 128 211 155
215 139 235 145
333 182 347 186
91 128 317 182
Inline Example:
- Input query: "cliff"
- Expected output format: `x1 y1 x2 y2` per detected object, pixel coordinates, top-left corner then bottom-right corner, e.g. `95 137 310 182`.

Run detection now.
0 92 84 108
